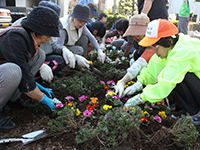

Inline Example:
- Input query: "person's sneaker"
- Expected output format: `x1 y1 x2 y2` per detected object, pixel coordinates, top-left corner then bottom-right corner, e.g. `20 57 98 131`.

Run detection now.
8 97 32 109
0 110 15 131
192 114 200 126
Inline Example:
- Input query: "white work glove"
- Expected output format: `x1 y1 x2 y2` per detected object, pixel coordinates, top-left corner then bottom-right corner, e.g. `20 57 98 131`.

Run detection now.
114 80 125 98
98 49 106 64
124 94 144 107
123 81 143 97
99 43 105 51
75 54 90 69
39 63 53 82
127 57 147 79
62 47 76 68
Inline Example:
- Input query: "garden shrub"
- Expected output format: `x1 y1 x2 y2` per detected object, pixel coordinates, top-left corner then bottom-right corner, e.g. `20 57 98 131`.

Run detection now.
106 14 126 30
170 115 199 149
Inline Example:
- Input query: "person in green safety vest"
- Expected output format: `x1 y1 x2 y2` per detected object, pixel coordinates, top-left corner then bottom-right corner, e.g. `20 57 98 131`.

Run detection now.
122 19 200 126
178 0 196 34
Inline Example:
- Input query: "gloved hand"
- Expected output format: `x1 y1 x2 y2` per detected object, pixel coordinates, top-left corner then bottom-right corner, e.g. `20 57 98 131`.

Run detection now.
75 54 90 69
40 93 55 110
127 57 147 80
124 94 144 107
122 81 143 97
98 49 106 64
99 43 105 51
36 82 55 98
62 47 76 68
114 80 125 97
39 63 53 82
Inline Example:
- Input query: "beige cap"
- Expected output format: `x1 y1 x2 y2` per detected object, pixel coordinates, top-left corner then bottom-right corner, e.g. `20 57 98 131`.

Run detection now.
123 14 150 37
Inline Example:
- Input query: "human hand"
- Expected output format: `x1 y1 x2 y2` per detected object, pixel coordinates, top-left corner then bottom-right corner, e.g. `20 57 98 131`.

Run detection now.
36 82 55 98
62 47 76 68
124 94 144 107
114 80 125 97
39 63 53 82
123 81 143 97
98 49 106 64
74 54 90 69
40 93 55 110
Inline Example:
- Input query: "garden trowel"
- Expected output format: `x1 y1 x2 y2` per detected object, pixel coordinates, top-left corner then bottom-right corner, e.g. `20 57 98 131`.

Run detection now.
0 129 48 145
88 61 104 77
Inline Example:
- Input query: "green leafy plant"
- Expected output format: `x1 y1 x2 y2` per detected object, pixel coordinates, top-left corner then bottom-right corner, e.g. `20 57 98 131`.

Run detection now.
170 115 199 149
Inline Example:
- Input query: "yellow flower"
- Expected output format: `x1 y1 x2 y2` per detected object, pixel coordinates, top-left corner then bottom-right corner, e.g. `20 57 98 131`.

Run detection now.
158 111 167 119
103 105 112 110
76 109 81 116
142 111 150 117
124 85 128 88
90 97 98 103
71 107 74 109
123 107 129 111
130 81 135 84
106 91 116 96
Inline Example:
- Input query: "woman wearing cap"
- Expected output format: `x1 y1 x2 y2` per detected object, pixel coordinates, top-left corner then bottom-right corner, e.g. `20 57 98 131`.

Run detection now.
0 6 60 131
115 14 154 97
57 4 106 63
123 19 200 125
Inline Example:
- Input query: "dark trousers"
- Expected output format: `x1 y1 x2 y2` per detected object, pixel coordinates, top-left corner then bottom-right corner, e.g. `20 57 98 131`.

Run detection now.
173 72 200 115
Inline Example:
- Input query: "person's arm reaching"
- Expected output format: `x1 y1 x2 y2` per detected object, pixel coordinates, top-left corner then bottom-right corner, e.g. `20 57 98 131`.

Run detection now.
141 0 153 15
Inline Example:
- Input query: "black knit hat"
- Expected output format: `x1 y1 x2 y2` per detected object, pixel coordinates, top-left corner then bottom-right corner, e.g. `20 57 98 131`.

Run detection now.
69 4 91 22
21 6 60 37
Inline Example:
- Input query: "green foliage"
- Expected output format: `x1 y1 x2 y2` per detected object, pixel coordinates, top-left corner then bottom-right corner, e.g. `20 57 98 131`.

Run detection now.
103 67 126 81
75 122 98 145
50 72 98 99
106 14 126 30
95 107 143 148
118 0 138 15
170 114 199 149
46 106 86 136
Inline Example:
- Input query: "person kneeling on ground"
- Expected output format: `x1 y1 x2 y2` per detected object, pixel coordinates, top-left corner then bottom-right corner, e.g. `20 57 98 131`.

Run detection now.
115 14 154 97
0 6 60 131
121 19 200 126
57 4 106 63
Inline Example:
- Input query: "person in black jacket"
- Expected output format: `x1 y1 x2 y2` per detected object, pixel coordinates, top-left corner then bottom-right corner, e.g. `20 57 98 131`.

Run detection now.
0 6 60 131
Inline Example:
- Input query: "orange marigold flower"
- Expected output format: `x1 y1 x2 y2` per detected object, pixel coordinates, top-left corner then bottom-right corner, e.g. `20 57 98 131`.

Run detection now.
68 101 73 107
90 97 98 103
64 101 68 105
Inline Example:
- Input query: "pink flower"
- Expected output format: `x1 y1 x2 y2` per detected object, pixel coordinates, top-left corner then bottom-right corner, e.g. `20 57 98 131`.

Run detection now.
107 80 115 85
105 114 107 119
106 89 113 93
55 103 64 108
107 38 112 43
65 96 74 100
79 95 87 102
100 81 105 84
131 117 134 121
123 97 129 101
153 115 162 123
83 110 91 117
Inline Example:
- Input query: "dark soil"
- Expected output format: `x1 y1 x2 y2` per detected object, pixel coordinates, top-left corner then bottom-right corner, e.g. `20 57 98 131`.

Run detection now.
1 65 200 150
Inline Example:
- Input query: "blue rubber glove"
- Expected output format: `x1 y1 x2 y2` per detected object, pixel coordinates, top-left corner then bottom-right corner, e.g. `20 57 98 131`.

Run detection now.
36 82 54 98
40 94 55 110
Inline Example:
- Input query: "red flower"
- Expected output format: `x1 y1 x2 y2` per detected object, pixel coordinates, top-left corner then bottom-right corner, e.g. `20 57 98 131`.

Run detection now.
104 85 109 89
87 104 91 108
92 103 97 107
140 117 149 123
88 106 94 112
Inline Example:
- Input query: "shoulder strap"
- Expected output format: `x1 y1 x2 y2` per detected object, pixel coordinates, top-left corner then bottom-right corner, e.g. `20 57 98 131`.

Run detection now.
0 26 25 37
